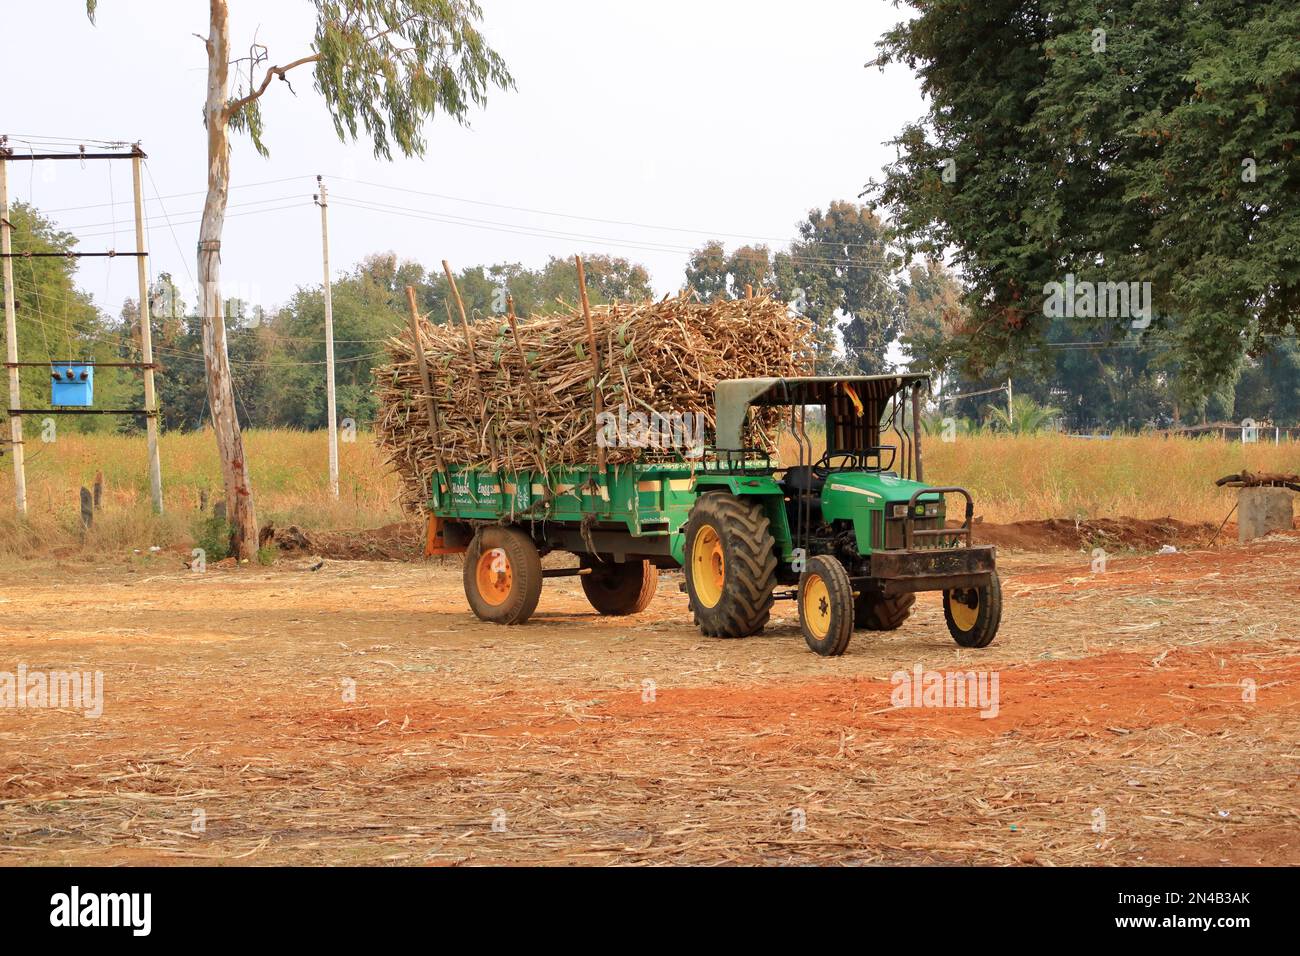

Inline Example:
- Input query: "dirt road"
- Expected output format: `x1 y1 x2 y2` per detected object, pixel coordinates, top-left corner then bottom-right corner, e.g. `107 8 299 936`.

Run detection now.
1 535 1296 865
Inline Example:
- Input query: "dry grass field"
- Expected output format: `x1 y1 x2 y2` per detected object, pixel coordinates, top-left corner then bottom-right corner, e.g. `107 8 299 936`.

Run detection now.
0 429 1292 557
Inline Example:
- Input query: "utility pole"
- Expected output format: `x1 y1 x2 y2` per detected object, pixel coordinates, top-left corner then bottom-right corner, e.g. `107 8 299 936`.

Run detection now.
131 147 164 514
315 175 338 499
0 148 26 516
1006 377 1013 426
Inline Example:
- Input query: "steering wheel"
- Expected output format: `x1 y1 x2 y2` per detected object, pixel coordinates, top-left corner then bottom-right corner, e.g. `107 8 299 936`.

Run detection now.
811 450 863 478
810 446 898 477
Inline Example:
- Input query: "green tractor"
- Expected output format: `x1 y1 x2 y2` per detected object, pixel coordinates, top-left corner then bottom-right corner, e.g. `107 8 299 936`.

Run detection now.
682 375 1000 655
428 374 1000 656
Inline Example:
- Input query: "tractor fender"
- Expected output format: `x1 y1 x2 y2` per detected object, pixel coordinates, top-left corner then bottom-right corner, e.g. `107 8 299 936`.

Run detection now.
684 476 794 562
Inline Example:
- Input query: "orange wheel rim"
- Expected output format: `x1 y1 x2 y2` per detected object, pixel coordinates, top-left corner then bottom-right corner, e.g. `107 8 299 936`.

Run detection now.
476 547 513 606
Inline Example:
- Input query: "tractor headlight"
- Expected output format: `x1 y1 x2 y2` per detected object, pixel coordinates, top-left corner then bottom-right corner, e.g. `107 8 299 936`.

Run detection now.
891 504 909 518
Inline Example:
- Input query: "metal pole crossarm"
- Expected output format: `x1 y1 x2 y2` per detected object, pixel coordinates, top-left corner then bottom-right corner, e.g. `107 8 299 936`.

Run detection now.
0 251 146 258
0 149 147 162
5 408 158 416
4 361 160 369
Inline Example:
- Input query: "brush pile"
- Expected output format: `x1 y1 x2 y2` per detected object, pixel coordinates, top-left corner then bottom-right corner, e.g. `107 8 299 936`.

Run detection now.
375 293 812 511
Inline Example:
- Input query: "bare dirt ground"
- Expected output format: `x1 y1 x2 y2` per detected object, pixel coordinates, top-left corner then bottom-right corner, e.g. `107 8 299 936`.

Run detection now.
0 530 1296 866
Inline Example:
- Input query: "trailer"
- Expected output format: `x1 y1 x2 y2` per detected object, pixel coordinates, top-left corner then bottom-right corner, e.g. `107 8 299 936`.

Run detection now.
426 374 1001 655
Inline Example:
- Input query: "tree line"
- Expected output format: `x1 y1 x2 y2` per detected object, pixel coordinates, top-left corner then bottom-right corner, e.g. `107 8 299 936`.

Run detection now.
4 196 1297 438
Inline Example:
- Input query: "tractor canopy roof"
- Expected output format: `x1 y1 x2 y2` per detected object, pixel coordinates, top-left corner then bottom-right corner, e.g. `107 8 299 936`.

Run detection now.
714 374 929 451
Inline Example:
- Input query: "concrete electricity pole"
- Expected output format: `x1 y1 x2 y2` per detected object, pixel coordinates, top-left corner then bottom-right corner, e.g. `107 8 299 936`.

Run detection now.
315 175 339 499
0 149 26 516
131 148 164 514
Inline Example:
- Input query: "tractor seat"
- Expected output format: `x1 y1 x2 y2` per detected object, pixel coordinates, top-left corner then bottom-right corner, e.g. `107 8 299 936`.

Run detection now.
782 466 825 496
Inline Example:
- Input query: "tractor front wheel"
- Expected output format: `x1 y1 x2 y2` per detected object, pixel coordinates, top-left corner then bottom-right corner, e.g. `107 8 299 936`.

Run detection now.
683 493 777 637
798 555 855 656
464 526 543 625
943 571 1002 648
581 558 659 615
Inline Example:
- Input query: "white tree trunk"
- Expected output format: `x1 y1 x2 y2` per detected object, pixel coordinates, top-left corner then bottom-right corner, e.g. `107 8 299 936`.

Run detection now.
199 0 258 559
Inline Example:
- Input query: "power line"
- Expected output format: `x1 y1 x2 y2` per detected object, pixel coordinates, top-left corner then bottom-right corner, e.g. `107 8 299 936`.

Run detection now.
329 174 907 252
331 194 899 271
30 175 315 216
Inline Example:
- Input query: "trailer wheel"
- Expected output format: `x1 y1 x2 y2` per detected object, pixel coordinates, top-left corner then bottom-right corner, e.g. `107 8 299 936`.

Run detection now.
799 555 855 656
854 592 915 631
683 492 777 637
581 559 658 615
464 526 542 625
943 571 1002 648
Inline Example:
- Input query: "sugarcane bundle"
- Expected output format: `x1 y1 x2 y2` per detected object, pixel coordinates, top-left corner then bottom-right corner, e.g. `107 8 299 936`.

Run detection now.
374 292 813 512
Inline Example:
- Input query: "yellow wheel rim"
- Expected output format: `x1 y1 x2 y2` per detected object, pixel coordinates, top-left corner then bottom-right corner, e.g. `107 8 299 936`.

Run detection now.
691 525 725 608
803 573 832 639
949 588 979 631
476 547 513 606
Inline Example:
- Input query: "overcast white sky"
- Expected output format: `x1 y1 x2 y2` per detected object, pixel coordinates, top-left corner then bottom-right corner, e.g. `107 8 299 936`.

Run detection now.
3 0 923 317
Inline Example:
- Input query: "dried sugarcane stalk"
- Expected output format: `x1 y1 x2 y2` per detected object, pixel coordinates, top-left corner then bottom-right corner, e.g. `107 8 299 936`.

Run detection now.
574 255 606 474
505 294 548 493
404 285 447 492
442 259 496 459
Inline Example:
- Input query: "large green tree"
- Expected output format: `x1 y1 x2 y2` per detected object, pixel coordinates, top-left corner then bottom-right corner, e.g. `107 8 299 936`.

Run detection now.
774 201 904 374
868 0 1299 401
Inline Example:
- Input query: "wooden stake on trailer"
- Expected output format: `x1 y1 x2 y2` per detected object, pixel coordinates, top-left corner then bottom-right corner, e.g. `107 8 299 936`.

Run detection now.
404 286 448 488
574 255 606 474
441 260 495 459
505 294 548 488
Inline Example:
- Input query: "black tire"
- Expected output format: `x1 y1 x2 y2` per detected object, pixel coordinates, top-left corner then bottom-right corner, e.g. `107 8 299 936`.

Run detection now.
798 555 855 656
854 591 916 631
943 570 1002 648
463 526 543 625
581 559 659 615
682 493 777 637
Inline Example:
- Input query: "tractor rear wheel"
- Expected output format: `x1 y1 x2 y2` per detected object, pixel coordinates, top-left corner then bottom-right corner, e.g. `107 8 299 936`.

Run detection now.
943 571 1002 648
581 558 658 615
854 591 915 631
799 555 855 656
683 493 777 637
463 526 543 625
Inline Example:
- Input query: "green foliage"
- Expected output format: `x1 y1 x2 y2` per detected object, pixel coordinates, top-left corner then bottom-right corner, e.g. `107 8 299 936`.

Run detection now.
685 242 775 302
983 395 1063 435
224 0 514 159
775 202 904 375
194 514 233 561
868 0 1300 401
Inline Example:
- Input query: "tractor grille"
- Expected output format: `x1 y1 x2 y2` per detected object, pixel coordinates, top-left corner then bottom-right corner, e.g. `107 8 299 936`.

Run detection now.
884 516 954 550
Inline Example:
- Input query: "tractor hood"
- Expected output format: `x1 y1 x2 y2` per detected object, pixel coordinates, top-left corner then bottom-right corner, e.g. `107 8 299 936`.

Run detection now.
821 472 942 507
